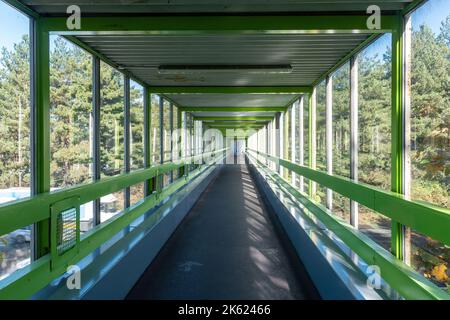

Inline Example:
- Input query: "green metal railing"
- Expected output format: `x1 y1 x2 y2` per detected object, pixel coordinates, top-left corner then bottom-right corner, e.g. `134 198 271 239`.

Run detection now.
0 149 226 299
246 148 450 300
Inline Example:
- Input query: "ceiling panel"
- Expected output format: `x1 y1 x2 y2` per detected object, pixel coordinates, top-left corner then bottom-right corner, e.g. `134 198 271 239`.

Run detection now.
77 33 370 87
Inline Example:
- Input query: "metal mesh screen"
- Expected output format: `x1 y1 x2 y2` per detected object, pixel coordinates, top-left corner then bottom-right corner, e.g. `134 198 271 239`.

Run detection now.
56 207 77 255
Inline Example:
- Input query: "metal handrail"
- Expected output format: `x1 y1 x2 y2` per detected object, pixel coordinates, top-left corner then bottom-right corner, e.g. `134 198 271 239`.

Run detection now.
246 148 450 246
246 149 450 300
0 149 226 299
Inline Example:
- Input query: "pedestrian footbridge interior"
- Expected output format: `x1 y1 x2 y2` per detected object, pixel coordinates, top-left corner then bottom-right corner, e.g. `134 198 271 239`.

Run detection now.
0 0 449 300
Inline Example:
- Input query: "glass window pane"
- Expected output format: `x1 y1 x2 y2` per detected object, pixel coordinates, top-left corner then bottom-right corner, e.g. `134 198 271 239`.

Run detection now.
303 96 310 193
358 34 392 250
408 0 450 289
130 80 144 171
50 36 93 189
151 94 161 165
315 82 327 206
100 61 124 177
0 2 31 279
100 62 124 222
163 100 171 186
331 63 350 222
163 100 171 163
130 183 145 206
100 191 124 223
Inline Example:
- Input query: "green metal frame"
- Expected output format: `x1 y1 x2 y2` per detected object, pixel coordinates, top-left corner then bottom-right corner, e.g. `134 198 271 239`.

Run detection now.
149 87 312 94
34 18 51 258
180 107 284 112
391 14 406 260
193 116 273 121
247 149 450 300
247 149 450 246
38 15 397 35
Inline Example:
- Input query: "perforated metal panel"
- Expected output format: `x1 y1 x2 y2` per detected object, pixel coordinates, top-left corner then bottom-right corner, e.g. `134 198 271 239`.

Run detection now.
56 208 77 255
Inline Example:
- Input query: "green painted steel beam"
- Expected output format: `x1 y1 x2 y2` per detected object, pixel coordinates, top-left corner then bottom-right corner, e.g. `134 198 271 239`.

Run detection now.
34 19 51 258
39 15 397 35
148 87 312 94
208 122 265 128
391 14 406 260
247 151 449 300
194 116 273 121
180 107 284 112
247 149 450 246
203 121 269 125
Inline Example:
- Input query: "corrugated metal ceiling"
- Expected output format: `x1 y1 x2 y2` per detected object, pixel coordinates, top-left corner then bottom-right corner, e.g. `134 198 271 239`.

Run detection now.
77 33 370 87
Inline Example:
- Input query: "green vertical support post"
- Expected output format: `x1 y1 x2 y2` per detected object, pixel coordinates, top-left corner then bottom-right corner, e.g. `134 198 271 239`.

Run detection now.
391 14 407 260
143 87 152 196
283 111 289 179
177 108 183 178
169 103 174 183
309 89 316 198
123 76 130 208
92 56 101 226
33 19 51 258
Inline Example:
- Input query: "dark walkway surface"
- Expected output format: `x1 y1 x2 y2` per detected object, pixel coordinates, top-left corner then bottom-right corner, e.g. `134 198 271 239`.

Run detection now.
126 164 317 300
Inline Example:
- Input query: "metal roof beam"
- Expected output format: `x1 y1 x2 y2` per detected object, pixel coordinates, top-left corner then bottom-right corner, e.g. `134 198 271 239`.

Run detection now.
40 15 397 34
194 116 273 121
180 107 285 112
149 86 312 94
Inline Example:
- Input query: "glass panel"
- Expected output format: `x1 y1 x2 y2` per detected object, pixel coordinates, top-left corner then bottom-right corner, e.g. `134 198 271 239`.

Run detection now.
0 2 31 279
100 191 124 223
151 94 161 165
50 36 93 189
408 0 450 289
358 34 392 250
130 80 144 171
130 183 145 206
332 63 350 222
163 100 171 186
100 61 124 177
285 110 291 181
303 96 310 194
100 62 125 222
315 82 327 206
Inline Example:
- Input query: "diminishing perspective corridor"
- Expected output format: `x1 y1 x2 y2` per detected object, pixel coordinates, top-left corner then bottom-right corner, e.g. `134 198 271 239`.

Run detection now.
0 0 449 303
127 164 318 300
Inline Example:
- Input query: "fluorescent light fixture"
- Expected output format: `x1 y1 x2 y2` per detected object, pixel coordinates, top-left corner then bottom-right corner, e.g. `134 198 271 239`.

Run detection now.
158 64 292 74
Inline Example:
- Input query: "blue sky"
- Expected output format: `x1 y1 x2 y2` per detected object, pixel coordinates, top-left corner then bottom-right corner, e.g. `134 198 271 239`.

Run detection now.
1 0 449 55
